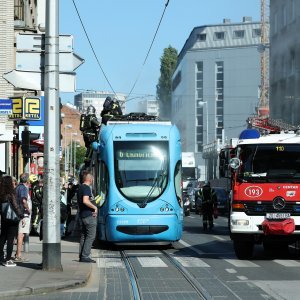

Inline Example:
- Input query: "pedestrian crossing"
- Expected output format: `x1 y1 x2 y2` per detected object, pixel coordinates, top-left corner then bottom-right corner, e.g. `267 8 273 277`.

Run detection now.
96 255 300 269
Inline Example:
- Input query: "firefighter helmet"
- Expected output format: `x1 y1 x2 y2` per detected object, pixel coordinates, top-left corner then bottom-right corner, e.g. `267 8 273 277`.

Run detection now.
29 174 38 183
86 105 96 115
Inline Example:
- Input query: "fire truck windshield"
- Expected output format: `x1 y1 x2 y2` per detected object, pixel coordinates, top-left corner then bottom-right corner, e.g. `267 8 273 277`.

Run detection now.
237 144 300 182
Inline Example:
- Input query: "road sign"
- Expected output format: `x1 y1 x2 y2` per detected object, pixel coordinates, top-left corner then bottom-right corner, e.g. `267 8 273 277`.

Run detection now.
23 97 41 120
17 33 73 52
9 97 23 119
8 97 41 120
3 70 76 92
16 51 84 72
0 99 12 115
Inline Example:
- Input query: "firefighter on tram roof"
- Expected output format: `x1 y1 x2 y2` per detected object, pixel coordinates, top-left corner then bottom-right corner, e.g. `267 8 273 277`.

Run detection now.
79 105 100 163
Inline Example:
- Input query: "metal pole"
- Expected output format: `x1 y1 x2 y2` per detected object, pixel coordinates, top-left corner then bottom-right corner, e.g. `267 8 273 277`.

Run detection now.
64 126 67 179
74 142 76 176
70 134 73 176
43 0 62 271
205 102 208 144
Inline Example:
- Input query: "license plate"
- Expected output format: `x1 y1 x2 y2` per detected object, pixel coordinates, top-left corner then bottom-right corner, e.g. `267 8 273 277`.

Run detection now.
266 213 290 220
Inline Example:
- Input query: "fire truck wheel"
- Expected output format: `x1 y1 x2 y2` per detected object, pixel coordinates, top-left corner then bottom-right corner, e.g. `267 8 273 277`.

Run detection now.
233 240 254 260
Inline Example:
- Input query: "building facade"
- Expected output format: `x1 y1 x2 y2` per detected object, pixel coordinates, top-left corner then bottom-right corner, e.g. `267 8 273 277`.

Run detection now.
172 17 262 181
269 0 300 125
137 99 159 116
74 91 126 117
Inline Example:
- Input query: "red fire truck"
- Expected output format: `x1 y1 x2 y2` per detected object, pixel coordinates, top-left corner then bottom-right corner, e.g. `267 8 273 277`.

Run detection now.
222 118 300 259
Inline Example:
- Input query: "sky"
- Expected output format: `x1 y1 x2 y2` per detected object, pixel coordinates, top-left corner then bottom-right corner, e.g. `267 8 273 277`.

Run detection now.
59 0 260 109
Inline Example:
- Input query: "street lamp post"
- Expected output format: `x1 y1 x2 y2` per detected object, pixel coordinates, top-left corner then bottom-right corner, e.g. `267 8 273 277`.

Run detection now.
70 132 77 176
74 140 80 176
64 124 72 179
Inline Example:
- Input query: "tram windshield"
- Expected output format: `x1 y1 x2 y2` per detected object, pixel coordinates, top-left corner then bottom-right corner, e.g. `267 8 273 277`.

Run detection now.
237 144 300 183
114 141 169 203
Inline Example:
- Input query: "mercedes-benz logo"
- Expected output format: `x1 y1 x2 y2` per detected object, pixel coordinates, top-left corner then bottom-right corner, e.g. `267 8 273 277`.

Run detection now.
273 197 285 210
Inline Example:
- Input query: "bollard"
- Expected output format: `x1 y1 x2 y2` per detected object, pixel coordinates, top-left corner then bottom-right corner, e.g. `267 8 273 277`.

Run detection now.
24 234 29 253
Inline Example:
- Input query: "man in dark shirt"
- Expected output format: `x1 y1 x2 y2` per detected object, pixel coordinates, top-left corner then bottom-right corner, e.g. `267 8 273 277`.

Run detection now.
77 171 98 263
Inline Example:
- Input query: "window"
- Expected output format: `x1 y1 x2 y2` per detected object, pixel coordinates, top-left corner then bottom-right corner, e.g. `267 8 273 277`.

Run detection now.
197 33 206 41
214 32 225 40
195 61 204 152
97 161 109 207
252 28 261 38
114 141 169 203
14 0 24 20
215 61 224 140
233 30 245 39
283 5 287 27
196 134 203 143
174 161 182 207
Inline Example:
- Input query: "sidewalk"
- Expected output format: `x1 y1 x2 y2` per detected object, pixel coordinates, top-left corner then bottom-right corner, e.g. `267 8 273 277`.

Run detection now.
0 235 92 298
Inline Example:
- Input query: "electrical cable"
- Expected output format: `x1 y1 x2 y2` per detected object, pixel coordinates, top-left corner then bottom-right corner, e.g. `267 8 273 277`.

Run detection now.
71 0 117 97
126 0 170 100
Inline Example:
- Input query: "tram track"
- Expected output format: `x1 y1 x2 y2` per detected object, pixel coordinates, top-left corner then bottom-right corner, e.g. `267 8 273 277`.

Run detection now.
120 248 211 300
120 250 142 300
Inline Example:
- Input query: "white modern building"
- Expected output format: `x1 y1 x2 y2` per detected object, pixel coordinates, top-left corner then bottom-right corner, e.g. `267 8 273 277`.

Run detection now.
172 17 263 181
137 99 159 116
74 91 126 117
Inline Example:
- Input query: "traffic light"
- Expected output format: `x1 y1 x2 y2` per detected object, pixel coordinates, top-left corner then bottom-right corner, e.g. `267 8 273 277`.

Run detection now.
21 129 30 159
21 129 40 159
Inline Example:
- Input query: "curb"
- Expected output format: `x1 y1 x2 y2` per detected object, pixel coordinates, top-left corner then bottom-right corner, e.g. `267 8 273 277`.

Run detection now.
0 265 92 299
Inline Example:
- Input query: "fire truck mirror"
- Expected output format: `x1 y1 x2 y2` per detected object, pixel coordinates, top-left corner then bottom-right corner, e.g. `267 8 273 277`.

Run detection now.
229 157 241 170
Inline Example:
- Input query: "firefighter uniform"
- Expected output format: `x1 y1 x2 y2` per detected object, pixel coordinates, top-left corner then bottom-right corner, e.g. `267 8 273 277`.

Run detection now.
79 105 100 163
197 182 217 230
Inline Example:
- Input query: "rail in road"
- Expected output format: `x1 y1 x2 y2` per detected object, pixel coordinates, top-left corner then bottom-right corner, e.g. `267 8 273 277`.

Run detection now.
120 248 209 300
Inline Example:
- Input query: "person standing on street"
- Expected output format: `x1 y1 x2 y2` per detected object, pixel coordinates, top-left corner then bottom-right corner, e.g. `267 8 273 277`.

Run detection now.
197 182 217 230
77 171 98 263
0 176 24 267
14 173 32 262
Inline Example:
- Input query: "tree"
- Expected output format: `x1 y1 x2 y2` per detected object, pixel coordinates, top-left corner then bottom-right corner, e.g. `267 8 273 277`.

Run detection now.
156 46 178 119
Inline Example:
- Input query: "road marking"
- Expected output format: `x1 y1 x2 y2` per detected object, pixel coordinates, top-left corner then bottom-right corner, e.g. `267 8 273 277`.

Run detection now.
223 259 260 267
178 239 204 255
126 252 161 255
174 256 210 267
213 235 226 241
237 275 248 280
273 260 300 267
137 256 168 267
226 268 237 274
98 257 124 268
187 216 195 218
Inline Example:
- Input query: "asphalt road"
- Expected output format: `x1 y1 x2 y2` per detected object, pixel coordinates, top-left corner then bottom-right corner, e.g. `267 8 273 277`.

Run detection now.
17 213 300 300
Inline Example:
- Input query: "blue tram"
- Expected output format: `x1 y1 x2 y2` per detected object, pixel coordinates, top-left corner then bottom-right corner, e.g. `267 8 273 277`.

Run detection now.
91 114 183 242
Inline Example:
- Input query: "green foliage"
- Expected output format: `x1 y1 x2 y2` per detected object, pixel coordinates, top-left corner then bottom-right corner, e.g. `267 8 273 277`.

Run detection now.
156 46 178 119
75 145 86 167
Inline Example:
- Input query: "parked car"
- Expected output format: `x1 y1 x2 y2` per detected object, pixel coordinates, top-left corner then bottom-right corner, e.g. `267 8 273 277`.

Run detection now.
214 187 229 215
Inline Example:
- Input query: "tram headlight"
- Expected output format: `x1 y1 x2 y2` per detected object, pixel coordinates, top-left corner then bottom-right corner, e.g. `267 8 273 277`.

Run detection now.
115 207 119 212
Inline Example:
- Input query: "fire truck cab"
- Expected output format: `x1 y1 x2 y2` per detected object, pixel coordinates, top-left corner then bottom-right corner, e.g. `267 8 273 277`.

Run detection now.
228 128 300 259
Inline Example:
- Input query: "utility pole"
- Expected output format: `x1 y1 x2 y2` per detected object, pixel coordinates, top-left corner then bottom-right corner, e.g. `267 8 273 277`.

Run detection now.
43 0 62 271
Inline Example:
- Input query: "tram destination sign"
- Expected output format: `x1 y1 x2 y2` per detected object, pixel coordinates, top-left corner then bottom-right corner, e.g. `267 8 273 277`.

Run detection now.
117 149 161 160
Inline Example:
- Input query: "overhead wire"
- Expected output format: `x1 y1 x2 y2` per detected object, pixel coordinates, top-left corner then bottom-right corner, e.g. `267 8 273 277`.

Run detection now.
71 0 117 96
126 0 170 100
